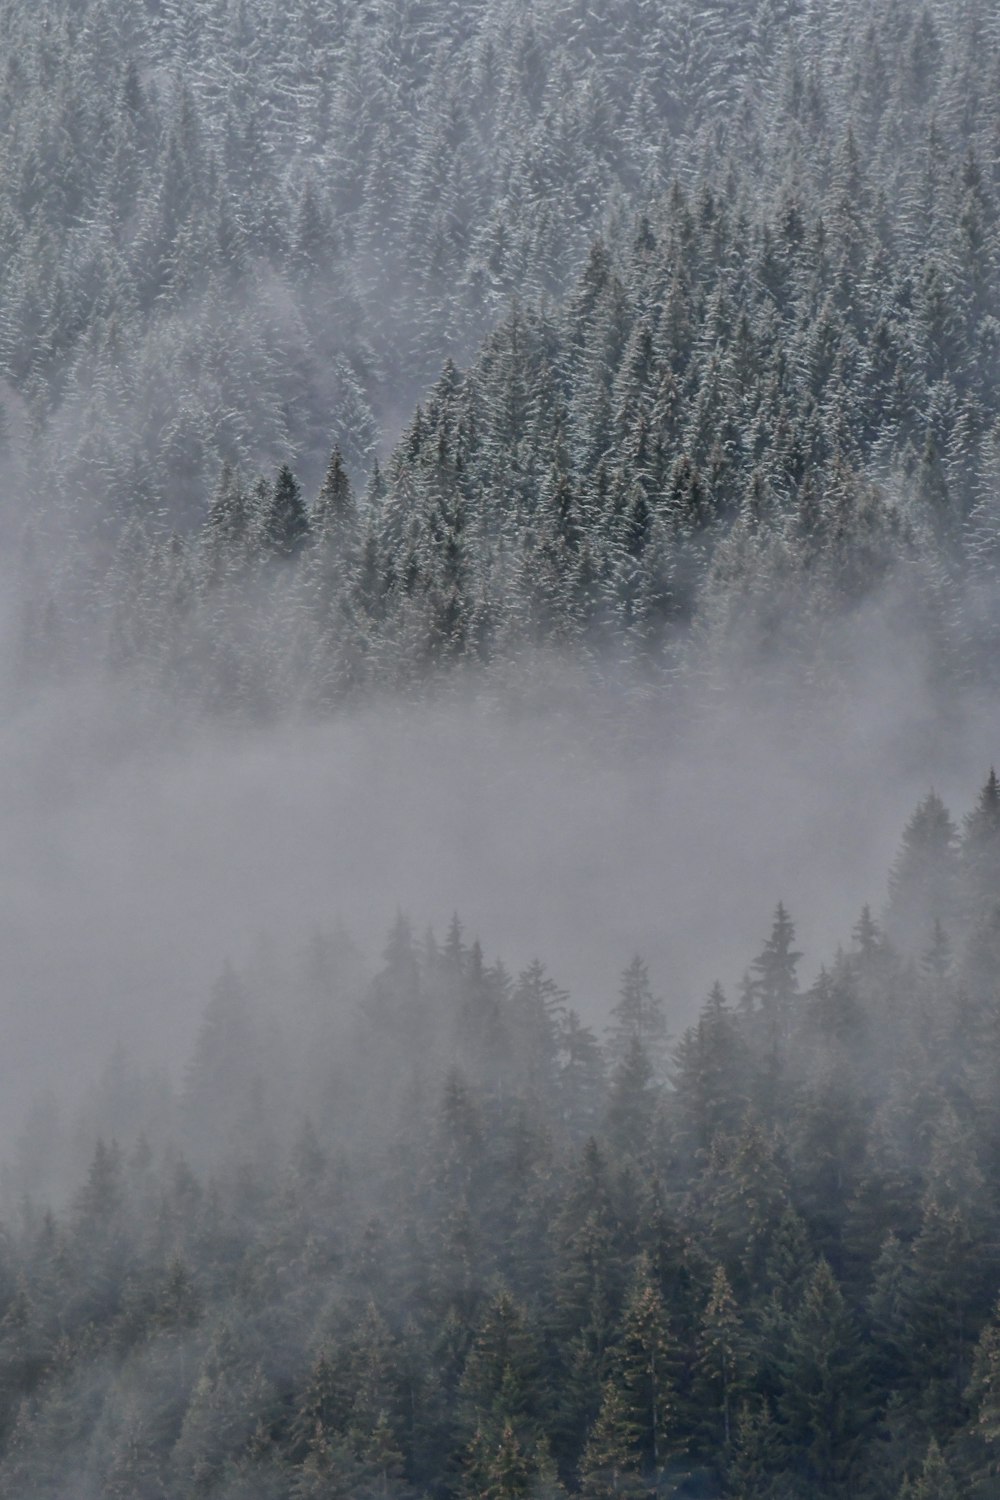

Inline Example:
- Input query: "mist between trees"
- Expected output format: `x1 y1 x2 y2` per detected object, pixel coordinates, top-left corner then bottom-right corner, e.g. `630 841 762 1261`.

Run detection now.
3 0 1000 1495
0 770 999 1497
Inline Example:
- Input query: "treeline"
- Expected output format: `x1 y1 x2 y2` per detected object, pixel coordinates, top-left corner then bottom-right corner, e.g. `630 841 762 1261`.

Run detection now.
3 775 1000 1496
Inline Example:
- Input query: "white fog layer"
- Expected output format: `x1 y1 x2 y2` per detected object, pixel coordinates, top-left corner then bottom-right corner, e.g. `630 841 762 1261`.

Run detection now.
0 623 991 1127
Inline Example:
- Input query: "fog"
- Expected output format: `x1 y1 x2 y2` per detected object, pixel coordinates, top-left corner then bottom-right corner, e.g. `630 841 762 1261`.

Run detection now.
0 0 990 1153
1 584 992 1135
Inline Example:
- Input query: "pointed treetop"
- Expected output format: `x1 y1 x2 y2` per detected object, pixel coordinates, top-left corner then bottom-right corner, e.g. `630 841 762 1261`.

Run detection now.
266 464 310 557
965 767 1000 837
607 955 667 1068
898 1436 959 1500
313 447 355 535
751 903 802 1010
852 904 881 957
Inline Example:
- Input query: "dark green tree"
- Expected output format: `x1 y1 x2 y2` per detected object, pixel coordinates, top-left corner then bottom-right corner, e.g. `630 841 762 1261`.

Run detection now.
266 465 311 557
750 904 801 1053
886 793 959 953
775 1259 871 1495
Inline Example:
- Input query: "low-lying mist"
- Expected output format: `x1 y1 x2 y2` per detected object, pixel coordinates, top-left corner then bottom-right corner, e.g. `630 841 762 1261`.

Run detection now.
3 581 995 1140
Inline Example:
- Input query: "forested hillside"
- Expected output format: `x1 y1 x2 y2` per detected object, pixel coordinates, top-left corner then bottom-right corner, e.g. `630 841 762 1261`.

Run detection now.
3 779 1000 1497
5 1 1000 1498
4 0 1000 709
84 155 1000 710
0 0 833 515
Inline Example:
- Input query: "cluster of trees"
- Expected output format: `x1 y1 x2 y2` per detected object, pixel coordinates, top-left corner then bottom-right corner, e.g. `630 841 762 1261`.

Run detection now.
52 131 1000 710
3 776 1000 1496
2 0 918 520
9 0 1000 709
0 0 994 689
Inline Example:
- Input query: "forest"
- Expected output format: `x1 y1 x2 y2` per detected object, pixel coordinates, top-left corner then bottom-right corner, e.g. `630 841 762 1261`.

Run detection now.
2 0 999 708
2 779 1000 1497
2 0 1000 1495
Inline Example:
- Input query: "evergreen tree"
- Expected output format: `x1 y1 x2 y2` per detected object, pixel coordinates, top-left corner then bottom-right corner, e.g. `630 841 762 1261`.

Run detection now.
750 904 801 1054
692 1264 753 1455
266 465 311 557
897 1437 959 1500
670 981 748 1163
886 793 960 953
313 446 356 539
615 1253 677 1478
578 1379 643 1499
605 1037 657 1164
960 768 1000 923
724 1399 783 1500
605 957 667 1073
775 1259 871 1495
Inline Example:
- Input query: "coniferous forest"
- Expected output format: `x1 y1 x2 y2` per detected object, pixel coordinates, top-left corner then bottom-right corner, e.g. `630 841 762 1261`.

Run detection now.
4 0 1000 1496
7 792 1000 1499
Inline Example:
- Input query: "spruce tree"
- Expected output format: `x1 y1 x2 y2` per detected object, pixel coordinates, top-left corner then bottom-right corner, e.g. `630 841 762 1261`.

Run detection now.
692 1264 753 1454
960 769 1000 923
605 957 667 1073
897 1437 959 1500
886 793 959 954
750 904 801 1053
775 1259 871 1495
615 1254 677 1478
578 1379 643 1499
266 465 311 557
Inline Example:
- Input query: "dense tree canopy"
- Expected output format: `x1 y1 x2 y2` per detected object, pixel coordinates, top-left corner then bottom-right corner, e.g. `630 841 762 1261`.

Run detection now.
4 0 1000 712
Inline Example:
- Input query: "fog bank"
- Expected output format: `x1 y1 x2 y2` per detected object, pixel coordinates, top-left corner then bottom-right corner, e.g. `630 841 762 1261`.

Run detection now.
2 613 995 1132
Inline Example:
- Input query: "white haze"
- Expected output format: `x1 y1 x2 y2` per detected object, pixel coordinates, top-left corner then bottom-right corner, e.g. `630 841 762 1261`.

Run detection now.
1 585 996 1136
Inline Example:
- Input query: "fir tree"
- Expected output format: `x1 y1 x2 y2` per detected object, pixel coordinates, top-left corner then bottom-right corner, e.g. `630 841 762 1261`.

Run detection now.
579 1379 643 1499
605 957 667 1073
886 793 960 953
266 465 311 557
750 904 801 1054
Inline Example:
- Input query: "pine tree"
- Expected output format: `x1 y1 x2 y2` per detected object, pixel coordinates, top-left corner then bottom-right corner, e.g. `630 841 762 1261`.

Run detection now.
313 446 357 539
354 1409 411 1500
557 1011 606 1140
605 957 667 1073
290 1350 348 1464
968 1299 1000 1491
776 1259 871 1495
182 963 259 1157
459 1288 544 1445
886 792 959 953
724 1399 782 1500
578 1379 643 1499
960 769 1000 923
897 1437 959 1499
704 1116 790 1288
203 461 252 576
692 1264 753 1455
604 1036 656 1164
749 904 801 1053
463 1419 532 1500
102 1404 169 1500
615 1254 677 1477
266 465 311 557
670 982 748 1163
507 960 566 1099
